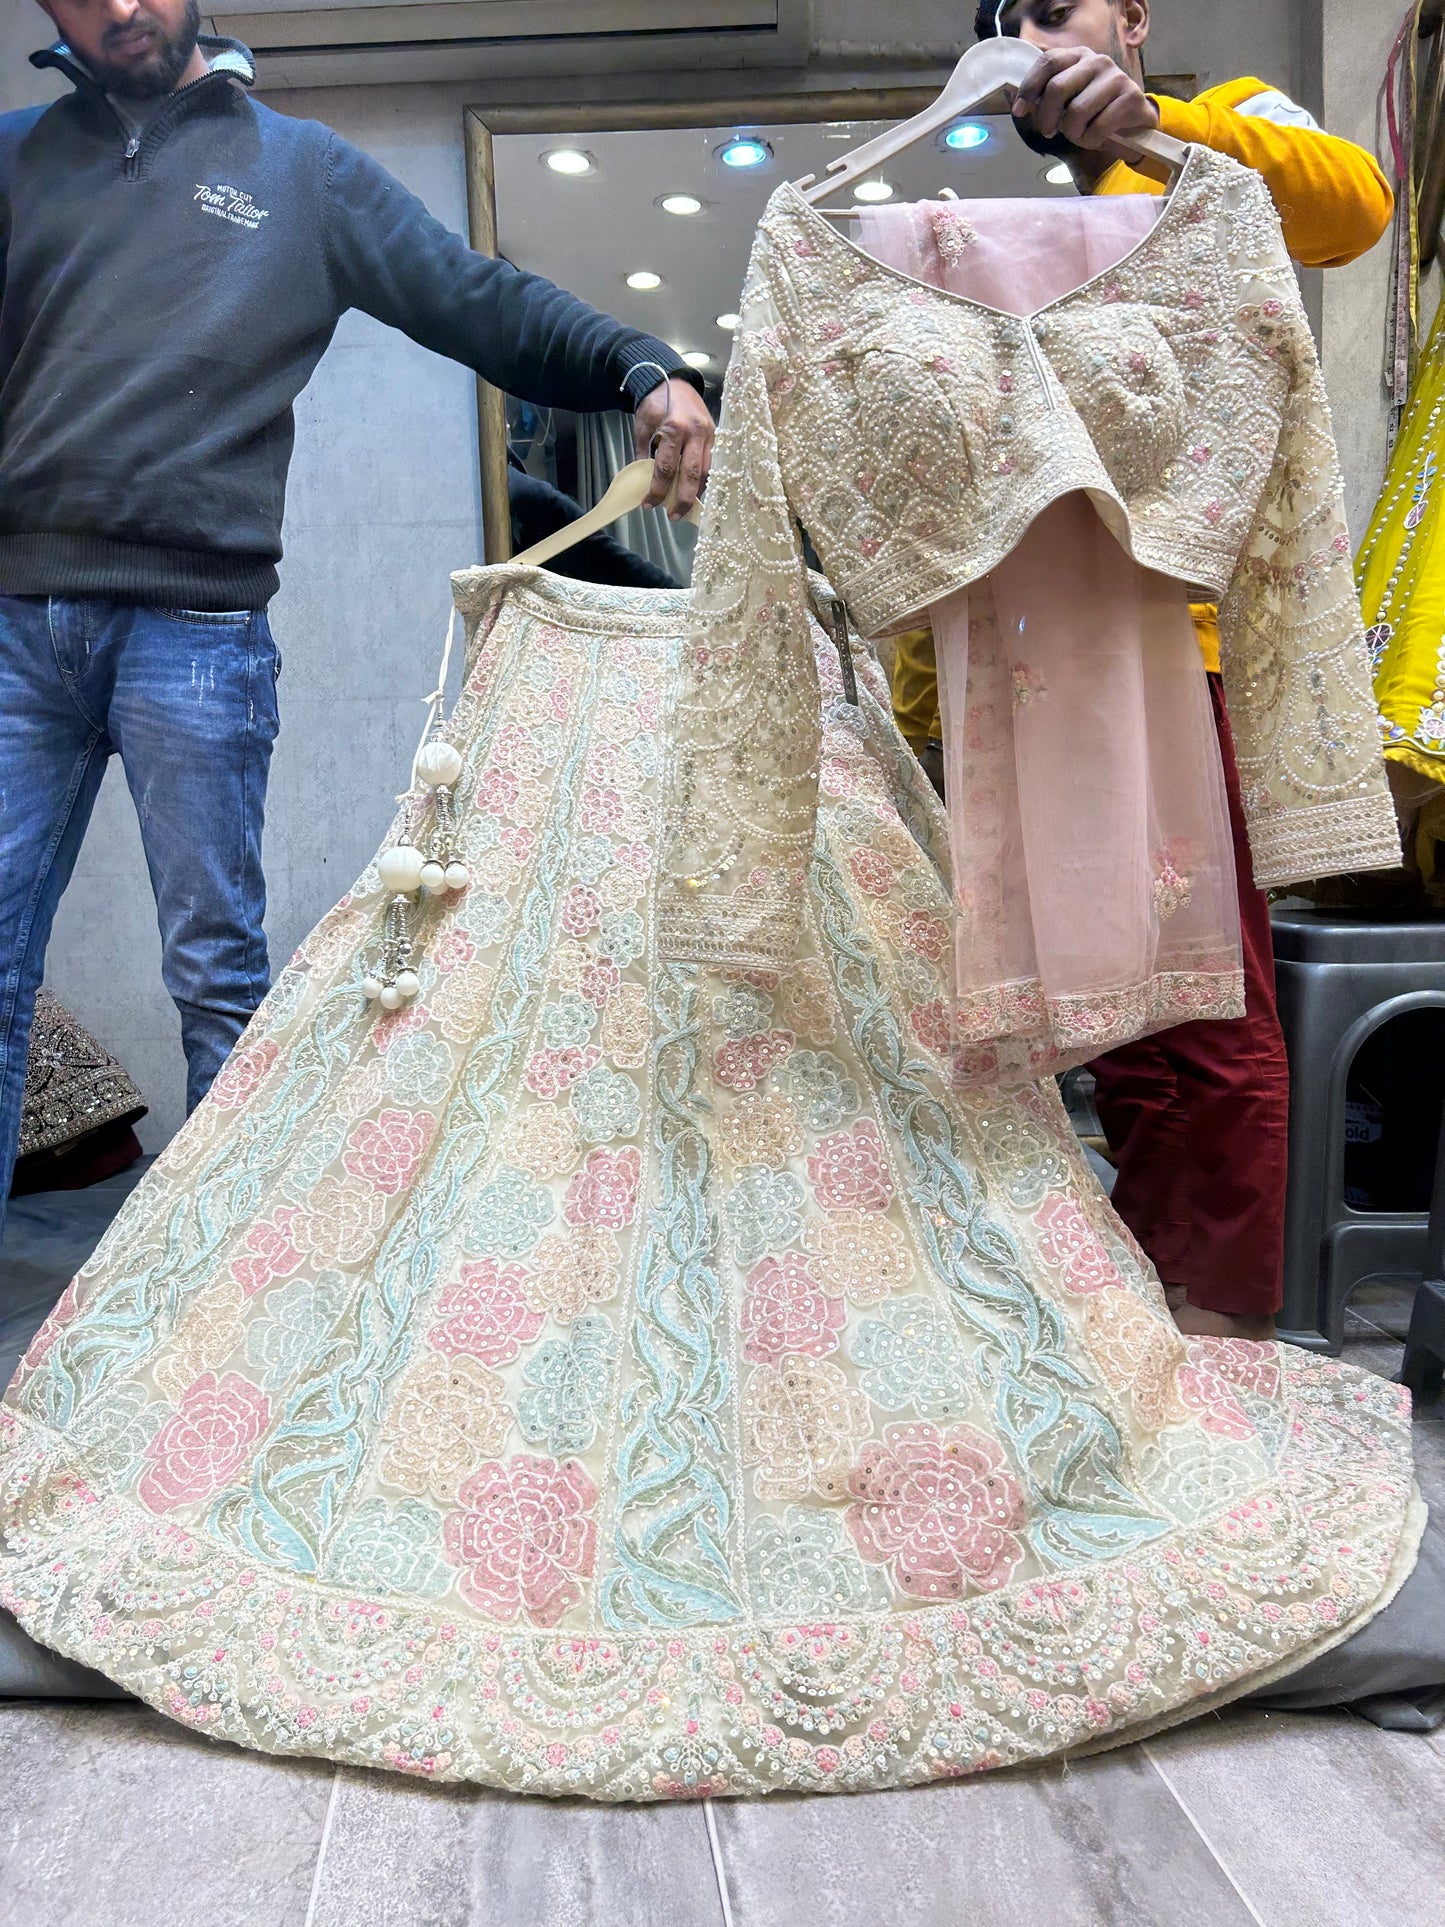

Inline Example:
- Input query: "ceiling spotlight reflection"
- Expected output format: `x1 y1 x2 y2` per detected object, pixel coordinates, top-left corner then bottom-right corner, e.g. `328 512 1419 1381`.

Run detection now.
853 178 895 203
682 350 712 369
660 193 704 216
544 148 594 176
715 312 741 332
625 270 663 290
944 122 990 151
1044 162 1075 185
718 138 772 170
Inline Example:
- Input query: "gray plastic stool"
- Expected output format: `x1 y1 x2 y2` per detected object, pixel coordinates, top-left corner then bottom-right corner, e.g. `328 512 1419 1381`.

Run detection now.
1402 1103 1445 1405
1273 907 1445 1352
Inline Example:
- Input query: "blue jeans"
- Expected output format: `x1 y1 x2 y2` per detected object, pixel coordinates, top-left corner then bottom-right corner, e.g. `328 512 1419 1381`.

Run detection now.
0 596 280 1238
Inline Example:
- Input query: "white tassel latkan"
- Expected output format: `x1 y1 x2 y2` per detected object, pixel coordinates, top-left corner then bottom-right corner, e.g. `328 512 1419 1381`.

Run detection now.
362 608 473 1010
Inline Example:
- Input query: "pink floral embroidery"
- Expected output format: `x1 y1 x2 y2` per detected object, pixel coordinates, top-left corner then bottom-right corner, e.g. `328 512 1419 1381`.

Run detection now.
930 208 978 265
430 1260 543 1368
1186 1348 1263 1441
1178 1346 1260 1439
1010 663 1047 708
820 755 864 799
1033 1196 1126 1295
434 930 477 974
208 1037 278 1111
501 824 537 864
138 1372 271 1513
847 1422 1026 1599
230 1207 304 1295
444 1455 598 1626
580 787 623 835
371 1004 428 1055
903 911 949 962
525 1045 600 1100
564 1146 641 1229
910 1000 953 1054
579 959 620 1009
807 1121 896 1213
1151 859 1193 921
849 848 894 897
475 765 519 815
742 1254 846 1364
714 1029 794 1094
343 1109 435 1197
1202 1337 1282 1400
562 886 601 936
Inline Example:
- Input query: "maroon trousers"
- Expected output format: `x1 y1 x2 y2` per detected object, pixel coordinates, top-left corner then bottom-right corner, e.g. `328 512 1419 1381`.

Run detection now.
1089 676 1289 1317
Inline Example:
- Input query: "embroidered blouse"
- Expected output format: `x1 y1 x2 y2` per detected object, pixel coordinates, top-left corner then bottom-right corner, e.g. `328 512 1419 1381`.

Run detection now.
661 145 1398 970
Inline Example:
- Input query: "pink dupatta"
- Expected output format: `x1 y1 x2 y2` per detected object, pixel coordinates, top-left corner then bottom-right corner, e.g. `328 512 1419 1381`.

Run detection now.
858 197 1243 1086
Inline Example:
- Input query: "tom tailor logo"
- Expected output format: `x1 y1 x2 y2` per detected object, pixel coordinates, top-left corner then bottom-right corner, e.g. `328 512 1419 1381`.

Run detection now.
193 182 270 231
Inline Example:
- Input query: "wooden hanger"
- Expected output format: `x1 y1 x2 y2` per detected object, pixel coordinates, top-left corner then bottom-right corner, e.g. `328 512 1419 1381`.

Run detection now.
794 37 1188 212
511 458 700 571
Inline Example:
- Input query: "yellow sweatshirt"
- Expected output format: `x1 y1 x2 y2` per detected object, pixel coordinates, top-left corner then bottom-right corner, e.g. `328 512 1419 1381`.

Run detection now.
891 76 1394 740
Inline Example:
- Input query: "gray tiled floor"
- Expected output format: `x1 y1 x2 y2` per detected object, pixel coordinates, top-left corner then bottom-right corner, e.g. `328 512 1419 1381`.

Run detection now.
1 1191 1443 1927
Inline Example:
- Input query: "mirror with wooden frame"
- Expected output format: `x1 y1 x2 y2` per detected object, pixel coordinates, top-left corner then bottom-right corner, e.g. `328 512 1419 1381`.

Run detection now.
462 83 1195 573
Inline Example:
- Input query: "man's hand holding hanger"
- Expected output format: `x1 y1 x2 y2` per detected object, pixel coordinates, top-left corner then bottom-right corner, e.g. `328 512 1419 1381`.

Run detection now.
634 378 715 521
1012 46 1161 161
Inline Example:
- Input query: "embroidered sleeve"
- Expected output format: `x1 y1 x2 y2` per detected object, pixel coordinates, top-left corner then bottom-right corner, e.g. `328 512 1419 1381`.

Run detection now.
1216 172 1401 888
656 245 820 969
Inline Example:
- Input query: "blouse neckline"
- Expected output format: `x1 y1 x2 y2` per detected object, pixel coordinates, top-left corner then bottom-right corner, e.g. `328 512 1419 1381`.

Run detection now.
776 142 1205 326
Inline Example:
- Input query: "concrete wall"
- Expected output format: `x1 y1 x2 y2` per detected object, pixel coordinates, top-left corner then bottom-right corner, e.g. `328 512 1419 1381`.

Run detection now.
4 0 1400 1147
1 10 62 116
1318 0 1409 539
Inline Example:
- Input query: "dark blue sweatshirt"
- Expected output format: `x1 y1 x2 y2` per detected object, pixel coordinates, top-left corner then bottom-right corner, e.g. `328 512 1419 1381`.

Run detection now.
0 39 693 609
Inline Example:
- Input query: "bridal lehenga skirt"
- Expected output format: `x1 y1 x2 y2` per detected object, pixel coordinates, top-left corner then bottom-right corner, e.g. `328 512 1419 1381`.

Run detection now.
0 569 1421 1799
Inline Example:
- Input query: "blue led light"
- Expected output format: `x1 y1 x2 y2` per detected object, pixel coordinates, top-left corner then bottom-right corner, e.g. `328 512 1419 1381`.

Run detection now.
944 122 990 151
719 138 772 169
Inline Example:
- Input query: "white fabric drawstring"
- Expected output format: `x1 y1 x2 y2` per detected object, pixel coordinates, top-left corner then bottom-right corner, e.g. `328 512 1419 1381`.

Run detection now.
402 604 458 799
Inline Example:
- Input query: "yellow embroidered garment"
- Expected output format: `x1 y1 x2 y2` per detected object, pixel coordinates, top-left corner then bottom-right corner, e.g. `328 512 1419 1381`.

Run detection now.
1358 297 1445 878
667 143 1397 984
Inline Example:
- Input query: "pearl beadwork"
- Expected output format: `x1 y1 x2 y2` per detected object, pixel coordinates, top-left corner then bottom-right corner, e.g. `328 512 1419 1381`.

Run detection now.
420 860 449 896
378 845 426 895
415 739 464 790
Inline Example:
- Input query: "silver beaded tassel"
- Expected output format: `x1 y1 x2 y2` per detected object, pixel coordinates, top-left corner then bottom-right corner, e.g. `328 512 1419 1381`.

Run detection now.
361 893 420 1010
362 609 472 1014
419 769 471 897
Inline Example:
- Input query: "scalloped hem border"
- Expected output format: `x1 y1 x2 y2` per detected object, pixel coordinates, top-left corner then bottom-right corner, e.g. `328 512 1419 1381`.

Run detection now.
1060 1485 1429 1766
0 1410 1423 1801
